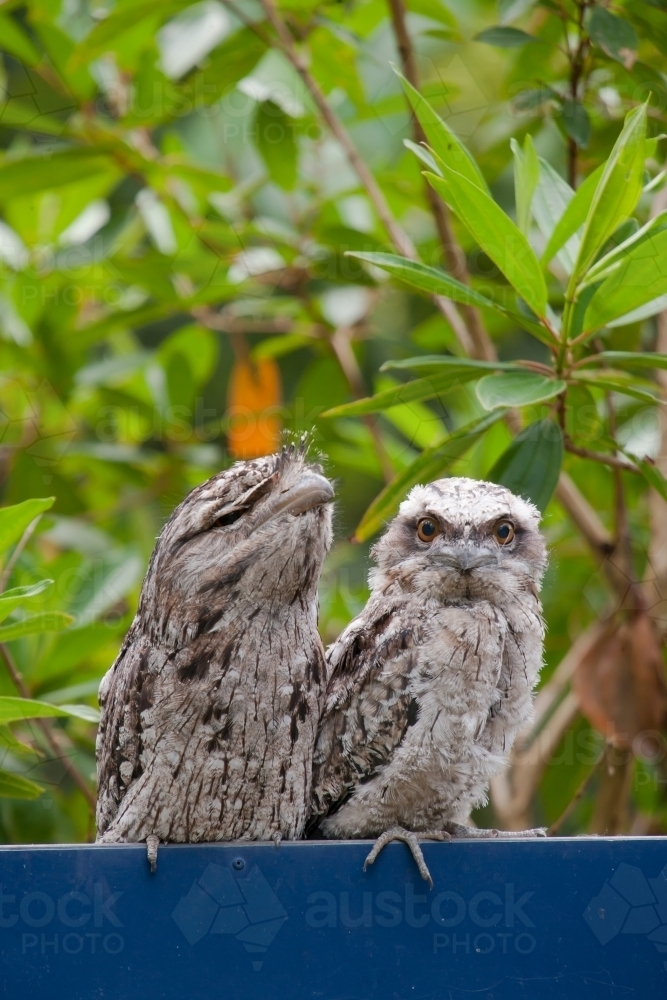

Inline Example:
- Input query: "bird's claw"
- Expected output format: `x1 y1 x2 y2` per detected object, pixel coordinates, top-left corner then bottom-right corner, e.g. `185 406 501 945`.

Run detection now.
364 827 437 889
146 835 159 873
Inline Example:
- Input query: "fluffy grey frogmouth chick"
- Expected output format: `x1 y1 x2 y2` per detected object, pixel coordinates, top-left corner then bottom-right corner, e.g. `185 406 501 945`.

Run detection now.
96 445 333 870
309 477 547 886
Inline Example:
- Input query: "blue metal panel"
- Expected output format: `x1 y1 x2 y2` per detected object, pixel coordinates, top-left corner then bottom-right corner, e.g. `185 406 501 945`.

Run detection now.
0 838 666 998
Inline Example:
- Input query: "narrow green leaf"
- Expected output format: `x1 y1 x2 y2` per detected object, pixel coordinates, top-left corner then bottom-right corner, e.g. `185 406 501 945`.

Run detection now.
487 419 563 512
393 68 490 194
0 770 43 800
573 373 659 405
403 139 440 174
475 26 537 47
0 581 53 624
476 372 566 410
630 456 667 501
321 369 488 417
0 13 41 65
572 103 647 281
583 228 667 333
511 134 540 235
0 612 73 642
425 168 548 317
347 252 502 310
0 498 54 555
533 159 577 272
541 163 604 266
0 696 99 725
0 101 69 137
354 411 505 541
582 351 667 372
582 212 667 285
381 355 516 376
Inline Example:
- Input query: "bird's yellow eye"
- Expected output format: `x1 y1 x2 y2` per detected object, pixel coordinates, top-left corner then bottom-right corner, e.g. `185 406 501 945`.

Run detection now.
494 520 515 545
417 518 439 543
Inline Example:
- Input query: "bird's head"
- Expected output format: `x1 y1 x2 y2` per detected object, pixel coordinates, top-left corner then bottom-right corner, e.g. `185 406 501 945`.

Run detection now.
138 445 334 645
370 477 546 606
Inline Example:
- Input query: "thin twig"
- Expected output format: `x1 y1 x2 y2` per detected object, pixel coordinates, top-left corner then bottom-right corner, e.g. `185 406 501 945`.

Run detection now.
564 440 637 472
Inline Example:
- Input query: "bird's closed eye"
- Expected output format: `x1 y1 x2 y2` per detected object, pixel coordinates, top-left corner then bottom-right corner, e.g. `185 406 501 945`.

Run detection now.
212 507 248 529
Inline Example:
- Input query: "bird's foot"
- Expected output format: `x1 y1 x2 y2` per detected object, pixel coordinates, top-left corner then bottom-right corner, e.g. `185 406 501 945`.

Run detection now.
364 827 450 889
146 834 159 873
440 822 547 840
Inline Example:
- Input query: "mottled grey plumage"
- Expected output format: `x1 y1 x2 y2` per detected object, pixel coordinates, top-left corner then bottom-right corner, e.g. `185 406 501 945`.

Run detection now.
309 477 546 879
96 446 333 860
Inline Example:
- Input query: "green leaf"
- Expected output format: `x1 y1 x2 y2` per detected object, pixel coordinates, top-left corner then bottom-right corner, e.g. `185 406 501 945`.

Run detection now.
394 68 490 194
0 581 53 624
581 212 667 287
582 228 667 332
403 139 440 174
0 612 73 642
0 697 99 725
474 26 538 47
541 163 605 266
321 368 490 417
381 355 517 376
571 104 647 281
573 373 659 405
511 134 540 235
582 351 667 372
256 101 298 191
559 99 591 148
354 411 506 541
476 372 566 410
588 7 638 67
425 168 548 317
487 419 563 512
0 149 118 203
533 159 577 272
0 13 41 65
0 769 43 800
346 252 503 311
71 0 187 64
0 498 54 556
632 457 667 501
0 101 70 137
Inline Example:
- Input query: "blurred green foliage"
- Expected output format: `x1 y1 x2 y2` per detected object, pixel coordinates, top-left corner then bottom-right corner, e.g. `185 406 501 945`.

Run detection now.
1 0 666 844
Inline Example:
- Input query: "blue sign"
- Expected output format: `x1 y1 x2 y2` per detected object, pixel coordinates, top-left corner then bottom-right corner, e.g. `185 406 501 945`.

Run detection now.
0 838 666 998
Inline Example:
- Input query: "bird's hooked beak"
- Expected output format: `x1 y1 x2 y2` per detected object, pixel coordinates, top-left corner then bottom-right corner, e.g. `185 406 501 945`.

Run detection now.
265 472 334 521
434 543 499 574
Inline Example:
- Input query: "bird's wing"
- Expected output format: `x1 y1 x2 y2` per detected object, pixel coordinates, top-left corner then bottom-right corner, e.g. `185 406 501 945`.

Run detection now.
95 630 159 836
309 598 422 825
